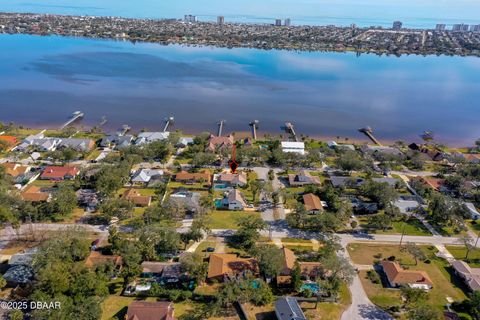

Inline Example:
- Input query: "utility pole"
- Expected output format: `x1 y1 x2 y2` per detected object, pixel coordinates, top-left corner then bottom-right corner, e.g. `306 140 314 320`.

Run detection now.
399 221 407 247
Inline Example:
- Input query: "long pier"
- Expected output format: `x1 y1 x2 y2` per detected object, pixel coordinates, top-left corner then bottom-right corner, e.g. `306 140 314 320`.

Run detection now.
217 120 226 137
284 122 298 142
60 111 84 129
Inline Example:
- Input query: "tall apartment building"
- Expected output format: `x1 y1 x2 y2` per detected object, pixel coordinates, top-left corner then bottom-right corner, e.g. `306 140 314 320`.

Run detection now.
392 21 403 30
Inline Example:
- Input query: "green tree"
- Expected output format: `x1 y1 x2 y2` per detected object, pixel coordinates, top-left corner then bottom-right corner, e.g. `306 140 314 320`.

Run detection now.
253 244 285 279
407 305 440 320
179 252 208 283
405 242 426 265
291 262 302 291
401 287 428 307
232 216 267 251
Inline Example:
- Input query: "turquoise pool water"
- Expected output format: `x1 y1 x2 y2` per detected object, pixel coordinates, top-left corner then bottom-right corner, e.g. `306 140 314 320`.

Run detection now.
214 199 223 208
300 282 320 293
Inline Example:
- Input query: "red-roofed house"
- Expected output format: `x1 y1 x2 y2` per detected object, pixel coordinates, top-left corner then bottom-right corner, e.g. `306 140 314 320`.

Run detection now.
0 136 17 149
40 166 79 180
126 301 175 320
381 260 433 290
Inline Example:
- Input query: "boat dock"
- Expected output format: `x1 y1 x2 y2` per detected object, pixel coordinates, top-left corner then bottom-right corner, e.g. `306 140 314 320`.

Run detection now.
284 122 298 142
60 111 84 129
217 120 226 136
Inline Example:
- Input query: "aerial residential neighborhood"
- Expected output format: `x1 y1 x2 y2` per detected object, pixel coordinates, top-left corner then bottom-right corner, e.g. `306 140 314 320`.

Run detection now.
0 121 478 320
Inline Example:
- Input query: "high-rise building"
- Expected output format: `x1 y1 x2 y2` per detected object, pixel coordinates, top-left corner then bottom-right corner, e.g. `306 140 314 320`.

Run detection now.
470 24 480 32
392 21 403 30
184 15 197 23
453 23 469 32
217 16 224 25
275 19 282 26
435 24 446 31
284 18 291 27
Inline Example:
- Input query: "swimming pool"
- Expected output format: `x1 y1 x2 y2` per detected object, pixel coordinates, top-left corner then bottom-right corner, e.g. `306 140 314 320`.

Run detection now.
214 199 223 208
300 282 320 294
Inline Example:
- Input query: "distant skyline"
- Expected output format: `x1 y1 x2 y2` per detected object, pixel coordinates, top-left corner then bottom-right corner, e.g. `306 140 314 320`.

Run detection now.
1 0 480 28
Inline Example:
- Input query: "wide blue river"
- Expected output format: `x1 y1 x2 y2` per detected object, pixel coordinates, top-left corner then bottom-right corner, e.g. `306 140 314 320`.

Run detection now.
0 1 480 145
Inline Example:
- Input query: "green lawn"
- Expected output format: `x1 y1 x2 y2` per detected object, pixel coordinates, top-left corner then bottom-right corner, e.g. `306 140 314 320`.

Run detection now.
117 188 157 197
446 245 480 267
194 240 217 258
281 237 313 244
359 270 402 310
303 283 352 320
284 244 315 253
85 148 102 161
348 244 467 312
358 216 431 236
468 220 480 236
206 210 261 229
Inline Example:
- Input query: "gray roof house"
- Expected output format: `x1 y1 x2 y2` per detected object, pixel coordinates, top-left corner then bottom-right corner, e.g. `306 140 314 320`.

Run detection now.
465 202 480 220
177 137 194 147
169 191 201 213
452 260 480 292
58 138 95 151
131 169 164 184
135 132 170 145
100 133 134 149
275 297 307 320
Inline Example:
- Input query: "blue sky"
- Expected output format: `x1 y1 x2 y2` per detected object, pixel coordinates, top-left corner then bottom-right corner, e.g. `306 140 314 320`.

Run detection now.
1 0 479 27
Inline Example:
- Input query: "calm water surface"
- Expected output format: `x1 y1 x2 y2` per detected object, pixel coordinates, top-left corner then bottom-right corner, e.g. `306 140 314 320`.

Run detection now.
0 34 480 145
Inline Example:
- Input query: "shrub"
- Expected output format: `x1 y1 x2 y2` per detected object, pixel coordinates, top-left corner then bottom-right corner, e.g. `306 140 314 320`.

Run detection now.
374 253 383 259
367 270 381 284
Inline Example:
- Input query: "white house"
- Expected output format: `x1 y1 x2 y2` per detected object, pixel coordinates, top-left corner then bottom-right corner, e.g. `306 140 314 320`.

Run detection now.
281 141 305 155
223 189 247 211
135 132 170 145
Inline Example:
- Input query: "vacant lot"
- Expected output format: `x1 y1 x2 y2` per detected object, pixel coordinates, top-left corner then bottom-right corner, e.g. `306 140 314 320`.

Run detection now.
206 210 261 229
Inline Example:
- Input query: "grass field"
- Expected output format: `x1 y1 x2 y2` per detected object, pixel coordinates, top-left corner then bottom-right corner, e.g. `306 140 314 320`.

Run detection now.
468 220 480 236
206 210 261 229
358 270 402 309
446 245 480 267
194 240 217 258
281 237 313 244
348 243 467 312
358 216 431 236
303 283 352 320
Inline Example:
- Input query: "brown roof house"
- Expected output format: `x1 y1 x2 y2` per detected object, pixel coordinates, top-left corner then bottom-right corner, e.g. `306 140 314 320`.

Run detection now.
85 251 123 270
40 166 79 180
174 170 211 186
213 171 248 188
207 134 234 152
207 253 259 282
20 185 51 203
277 247 323 285
452 260 480 292
303 193 324 214
1 163 31 178
381 260 433 290
288 170 321 187
126 301 175 320
123 189 152 207
419 177 446 192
